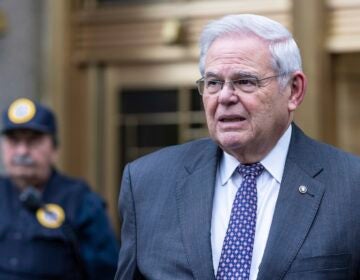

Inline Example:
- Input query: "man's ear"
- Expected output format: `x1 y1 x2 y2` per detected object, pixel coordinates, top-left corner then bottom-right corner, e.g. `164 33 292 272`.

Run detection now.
288 71 307 112
50 145 59 165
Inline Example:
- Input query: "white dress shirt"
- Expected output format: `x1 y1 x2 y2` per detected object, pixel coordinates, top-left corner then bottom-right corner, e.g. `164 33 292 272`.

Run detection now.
211 125 292 280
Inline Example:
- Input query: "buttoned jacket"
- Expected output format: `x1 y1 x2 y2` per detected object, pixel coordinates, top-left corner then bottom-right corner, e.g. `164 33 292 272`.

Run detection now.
116 124 360 280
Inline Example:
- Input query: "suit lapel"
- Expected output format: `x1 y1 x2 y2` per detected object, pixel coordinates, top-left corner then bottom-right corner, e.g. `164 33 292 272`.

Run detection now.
257 125 326 280
175 125 325 279
176 140 219 280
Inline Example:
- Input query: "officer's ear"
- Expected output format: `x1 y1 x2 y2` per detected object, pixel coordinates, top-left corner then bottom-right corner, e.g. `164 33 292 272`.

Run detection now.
50 148 59 166
52 136 59 149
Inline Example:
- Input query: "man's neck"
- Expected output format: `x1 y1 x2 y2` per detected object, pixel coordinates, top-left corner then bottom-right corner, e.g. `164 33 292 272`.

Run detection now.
11 177 46 192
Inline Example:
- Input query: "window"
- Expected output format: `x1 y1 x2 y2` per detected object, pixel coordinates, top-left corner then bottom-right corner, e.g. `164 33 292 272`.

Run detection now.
119 87 207 167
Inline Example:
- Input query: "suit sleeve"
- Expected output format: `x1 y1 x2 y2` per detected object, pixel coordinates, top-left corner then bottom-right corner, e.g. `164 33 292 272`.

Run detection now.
115 163 139 279
76 190 119 280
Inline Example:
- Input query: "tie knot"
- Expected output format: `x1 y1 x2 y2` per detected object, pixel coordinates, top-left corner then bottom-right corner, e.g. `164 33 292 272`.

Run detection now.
238 162 264 178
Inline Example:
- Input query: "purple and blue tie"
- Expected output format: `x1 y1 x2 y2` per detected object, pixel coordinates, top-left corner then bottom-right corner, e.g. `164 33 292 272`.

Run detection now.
216 163 264 280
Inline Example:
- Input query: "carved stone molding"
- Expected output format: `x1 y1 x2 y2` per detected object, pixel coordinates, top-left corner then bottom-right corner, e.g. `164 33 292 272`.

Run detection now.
70 0 291 64
327 0 360 52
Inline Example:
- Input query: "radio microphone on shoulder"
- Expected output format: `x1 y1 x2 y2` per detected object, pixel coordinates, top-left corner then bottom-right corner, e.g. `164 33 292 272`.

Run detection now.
19 186 43 212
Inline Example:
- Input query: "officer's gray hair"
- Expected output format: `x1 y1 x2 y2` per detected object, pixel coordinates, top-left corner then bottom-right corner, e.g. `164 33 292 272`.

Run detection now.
198 14 302 87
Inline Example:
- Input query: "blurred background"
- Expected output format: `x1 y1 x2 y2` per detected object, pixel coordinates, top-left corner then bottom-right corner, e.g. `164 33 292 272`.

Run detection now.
1 0 360 233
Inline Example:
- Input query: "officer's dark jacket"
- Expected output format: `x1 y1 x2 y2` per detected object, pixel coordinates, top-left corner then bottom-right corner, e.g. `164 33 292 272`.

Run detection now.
0 169 118 280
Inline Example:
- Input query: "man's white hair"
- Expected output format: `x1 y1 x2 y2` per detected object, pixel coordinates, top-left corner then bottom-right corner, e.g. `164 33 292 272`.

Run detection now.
198 14 302 87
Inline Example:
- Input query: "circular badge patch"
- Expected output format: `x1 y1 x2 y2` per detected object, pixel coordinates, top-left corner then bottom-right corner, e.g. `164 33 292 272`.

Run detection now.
8 98 36 124
36 204 65 229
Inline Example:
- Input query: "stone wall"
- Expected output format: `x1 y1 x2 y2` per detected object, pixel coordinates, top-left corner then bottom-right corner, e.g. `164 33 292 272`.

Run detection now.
0 0 45 173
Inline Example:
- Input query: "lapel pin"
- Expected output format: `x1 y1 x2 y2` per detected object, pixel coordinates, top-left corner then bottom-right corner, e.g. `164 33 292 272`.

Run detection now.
298 185 308 194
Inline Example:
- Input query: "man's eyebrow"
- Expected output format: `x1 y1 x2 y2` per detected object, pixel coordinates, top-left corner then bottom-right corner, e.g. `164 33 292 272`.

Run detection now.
234 71 258 78
204 71 259 79
204 72 220 78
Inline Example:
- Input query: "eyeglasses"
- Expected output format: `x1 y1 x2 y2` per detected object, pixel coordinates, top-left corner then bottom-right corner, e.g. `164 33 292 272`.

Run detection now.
195 74 283 96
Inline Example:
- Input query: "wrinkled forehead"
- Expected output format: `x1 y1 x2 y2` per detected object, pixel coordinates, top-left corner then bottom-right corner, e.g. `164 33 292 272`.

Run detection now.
207 32 270 54
204 34 273 74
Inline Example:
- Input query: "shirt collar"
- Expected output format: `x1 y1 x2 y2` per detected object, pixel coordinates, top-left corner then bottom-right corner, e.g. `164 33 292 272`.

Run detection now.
219 125 292 185
219 151 240 186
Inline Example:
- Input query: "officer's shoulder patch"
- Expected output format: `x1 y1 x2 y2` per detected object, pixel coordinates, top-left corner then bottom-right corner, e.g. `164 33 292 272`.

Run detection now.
36 204 65 229
8 98 36 124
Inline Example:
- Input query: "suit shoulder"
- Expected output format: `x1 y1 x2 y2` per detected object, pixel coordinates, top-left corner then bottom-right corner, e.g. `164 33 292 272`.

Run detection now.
311 138 360 164
128 138 215 170
288 125 360 185
302 133 360 174
292 124 360 165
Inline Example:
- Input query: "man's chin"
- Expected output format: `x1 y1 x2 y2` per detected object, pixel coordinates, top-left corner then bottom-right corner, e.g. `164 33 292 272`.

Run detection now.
9 166 35 175
10 174 38 188
216 133 248 150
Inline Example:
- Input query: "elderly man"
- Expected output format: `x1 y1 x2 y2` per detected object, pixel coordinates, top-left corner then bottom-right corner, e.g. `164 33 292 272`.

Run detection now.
0 98 118 279
115 14 360 279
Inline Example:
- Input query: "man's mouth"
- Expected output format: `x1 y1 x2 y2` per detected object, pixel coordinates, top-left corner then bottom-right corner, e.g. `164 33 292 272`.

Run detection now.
219 115 246 122
12 155 35 167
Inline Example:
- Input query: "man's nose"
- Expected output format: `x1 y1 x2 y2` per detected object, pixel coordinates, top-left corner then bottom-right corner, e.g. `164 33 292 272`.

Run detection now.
218 81 238 104
15 142 30 155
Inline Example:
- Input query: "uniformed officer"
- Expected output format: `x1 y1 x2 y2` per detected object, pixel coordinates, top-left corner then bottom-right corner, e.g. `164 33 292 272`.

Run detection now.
0 98 118 280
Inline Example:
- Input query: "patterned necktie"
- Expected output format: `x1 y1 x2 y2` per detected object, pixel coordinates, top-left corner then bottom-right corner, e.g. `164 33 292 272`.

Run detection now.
216 162 264 280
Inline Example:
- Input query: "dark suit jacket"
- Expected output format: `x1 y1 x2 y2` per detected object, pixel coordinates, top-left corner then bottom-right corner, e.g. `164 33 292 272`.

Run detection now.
115 124 360 279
